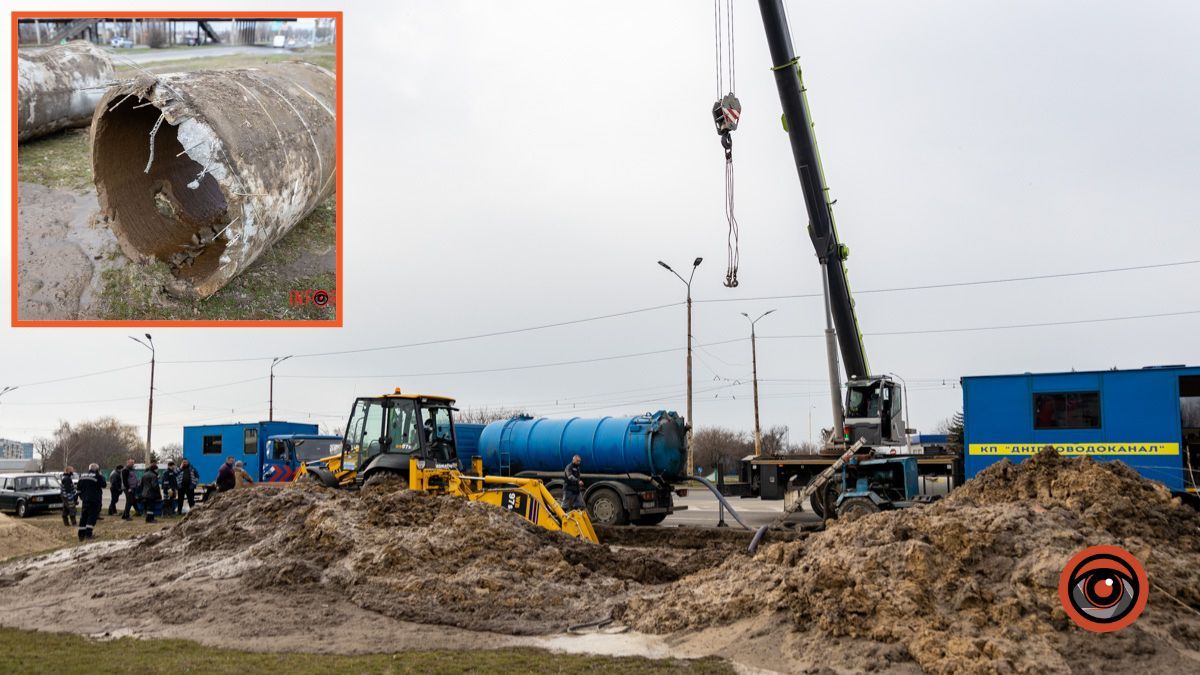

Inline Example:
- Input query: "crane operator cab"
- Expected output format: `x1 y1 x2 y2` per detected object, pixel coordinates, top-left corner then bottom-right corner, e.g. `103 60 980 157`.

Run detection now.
843 375 909 450
306 390 461 488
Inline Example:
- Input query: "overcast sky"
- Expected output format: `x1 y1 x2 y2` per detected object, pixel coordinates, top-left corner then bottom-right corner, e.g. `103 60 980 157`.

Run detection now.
3 0 1198 451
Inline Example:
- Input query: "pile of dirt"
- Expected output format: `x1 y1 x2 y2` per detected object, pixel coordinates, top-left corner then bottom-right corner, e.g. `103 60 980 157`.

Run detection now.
0 512 63 561
0 481 751 642
623 450 1200 674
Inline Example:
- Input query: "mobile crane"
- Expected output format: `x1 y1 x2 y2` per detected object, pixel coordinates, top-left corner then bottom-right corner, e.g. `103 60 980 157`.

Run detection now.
723 1 963 515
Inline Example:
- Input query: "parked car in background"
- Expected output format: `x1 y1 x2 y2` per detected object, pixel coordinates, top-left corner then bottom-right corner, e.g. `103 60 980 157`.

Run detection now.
0 473 63 518
109 37 134 48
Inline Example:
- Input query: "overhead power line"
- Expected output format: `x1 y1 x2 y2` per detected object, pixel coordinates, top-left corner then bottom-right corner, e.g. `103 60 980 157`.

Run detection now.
760 309 1200 340
693 259 1200 305
158 259 1199 365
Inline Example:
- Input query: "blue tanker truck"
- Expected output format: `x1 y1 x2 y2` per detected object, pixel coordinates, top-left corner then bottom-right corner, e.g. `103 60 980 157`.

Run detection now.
454 411 689 526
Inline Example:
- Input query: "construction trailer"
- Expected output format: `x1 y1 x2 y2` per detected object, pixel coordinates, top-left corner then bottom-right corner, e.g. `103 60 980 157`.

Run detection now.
182 421 318 483
963 365 1200 499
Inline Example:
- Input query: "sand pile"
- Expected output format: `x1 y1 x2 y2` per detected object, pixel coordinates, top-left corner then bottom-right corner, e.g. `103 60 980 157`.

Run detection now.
0 480 753 642
624 451 1200 674
0 512 62 561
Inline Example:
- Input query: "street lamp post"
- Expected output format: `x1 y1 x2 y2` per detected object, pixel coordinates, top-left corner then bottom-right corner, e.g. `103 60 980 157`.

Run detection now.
129 334 155 464
270 355 293 421
658 257 702 477
740 309 776 456
0 386 17 442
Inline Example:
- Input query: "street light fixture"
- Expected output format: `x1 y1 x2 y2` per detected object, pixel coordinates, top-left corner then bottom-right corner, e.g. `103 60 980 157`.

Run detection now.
270 355 294 421
740 309 776 456
658 256 702 477
129 334 155 464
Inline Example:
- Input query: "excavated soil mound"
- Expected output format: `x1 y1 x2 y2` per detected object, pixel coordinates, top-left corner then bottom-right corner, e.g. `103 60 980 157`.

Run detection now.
0 512 62 561
0 481 750 640
624 451 1200 674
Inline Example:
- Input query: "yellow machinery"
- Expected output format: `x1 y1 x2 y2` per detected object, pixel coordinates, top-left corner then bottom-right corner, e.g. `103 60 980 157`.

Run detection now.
295 390 598 544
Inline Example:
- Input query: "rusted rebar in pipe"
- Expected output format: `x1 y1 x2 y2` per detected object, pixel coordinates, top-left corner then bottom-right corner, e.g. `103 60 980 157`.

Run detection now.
17 41 114 142
90 61 336 299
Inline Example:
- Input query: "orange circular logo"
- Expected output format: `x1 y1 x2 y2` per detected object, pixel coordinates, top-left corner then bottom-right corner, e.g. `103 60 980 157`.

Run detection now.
1058 545 1148 632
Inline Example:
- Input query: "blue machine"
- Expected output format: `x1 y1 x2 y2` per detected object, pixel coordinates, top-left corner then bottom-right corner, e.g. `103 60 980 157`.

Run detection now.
834 456 923 517
182 421 319 483
458 412 688 526
474 411 687 479
962 366 1200 495
260 434 343 483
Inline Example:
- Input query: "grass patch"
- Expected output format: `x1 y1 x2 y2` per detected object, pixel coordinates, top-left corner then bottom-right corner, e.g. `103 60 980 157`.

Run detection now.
92 197 337 321
117 48 336 74
0 627 732 674
16 127 92 191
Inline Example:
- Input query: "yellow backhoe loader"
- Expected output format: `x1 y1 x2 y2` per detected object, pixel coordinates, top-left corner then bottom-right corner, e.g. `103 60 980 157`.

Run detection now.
295 390 597 543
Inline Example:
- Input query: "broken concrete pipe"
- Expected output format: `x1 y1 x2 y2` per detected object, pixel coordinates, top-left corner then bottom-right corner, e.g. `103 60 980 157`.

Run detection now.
91 62 336 299
18 41 114 142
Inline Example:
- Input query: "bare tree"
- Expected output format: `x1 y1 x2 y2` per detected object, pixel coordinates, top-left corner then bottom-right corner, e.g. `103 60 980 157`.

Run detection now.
691 427 752 475
456 407 531 425
46 417 144 471
159 442 184 465
33 437 55 472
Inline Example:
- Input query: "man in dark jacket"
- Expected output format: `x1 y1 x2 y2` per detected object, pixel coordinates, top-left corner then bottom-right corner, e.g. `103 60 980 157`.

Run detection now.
562 454 585 510
76 464 105 541
215 456 236 492
140 464 163 524
60 466 78 526
121 459 139 520
161 461 180 516
108 464 123 515
178 459 199 513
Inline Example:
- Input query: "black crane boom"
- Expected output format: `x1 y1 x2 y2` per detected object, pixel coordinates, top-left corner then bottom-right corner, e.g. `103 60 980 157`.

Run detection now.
755 0 870 382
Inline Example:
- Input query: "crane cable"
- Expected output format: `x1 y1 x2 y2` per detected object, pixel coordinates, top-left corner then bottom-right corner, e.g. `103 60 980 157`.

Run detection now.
712 0 741 288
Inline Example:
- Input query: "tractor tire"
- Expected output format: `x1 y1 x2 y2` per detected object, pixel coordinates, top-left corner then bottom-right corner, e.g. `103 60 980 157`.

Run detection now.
16 500 28 518
586 488 627 526
633 513 667 526
362 470 403 490
837 497 880 521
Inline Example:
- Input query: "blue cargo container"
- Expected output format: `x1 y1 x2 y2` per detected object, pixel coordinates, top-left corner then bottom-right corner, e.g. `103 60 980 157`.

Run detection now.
456 412 689 526
962 366 1200 495
183 421 319 483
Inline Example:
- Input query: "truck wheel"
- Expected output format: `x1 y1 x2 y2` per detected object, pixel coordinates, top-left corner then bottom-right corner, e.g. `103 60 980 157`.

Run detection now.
633 513 667 526
810 481 841 519
837 497 880 521
16 500 28 518
586 488 627 526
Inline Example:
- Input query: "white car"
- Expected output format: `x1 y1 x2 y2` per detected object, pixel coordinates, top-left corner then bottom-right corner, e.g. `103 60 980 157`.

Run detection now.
110 37 134 48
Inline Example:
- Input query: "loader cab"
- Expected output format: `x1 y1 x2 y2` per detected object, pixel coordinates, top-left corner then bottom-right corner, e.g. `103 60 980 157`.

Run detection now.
843 375 908 449
342 390 459 481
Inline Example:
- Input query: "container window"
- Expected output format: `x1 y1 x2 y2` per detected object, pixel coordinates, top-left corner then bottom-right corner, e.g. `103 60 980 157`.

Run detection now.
244 428 258 455
202 435 223 454
1033 392 1101 429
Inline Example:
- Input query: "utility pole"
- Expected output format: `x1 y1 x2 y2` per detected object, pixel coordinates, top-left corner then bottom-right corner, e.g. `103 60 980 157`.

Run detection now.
130 334 155 464
741 310 776 456
658 257 702 477
269 355 293 421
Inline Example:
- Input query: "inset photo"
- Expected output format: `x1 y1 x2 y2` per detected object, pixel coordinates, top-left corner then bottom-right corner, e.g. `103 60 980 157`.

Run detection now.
13 13 341 324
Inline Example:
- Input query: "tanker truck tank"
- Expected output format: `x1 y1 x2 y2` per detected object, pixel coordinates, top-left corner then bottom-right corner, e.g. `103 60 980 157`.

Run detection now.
458 411 689 526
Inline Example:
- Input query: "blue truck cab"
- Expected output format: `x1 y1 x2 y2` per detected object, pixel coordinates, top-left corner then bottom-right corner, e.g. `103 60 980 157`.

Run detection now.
261 434 343 483
183 421 323 484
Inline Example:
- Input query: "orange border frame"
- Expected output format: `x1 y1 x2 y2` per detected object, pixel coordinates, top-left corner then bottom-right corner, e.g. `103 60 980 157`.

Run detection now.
11 10 343 327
